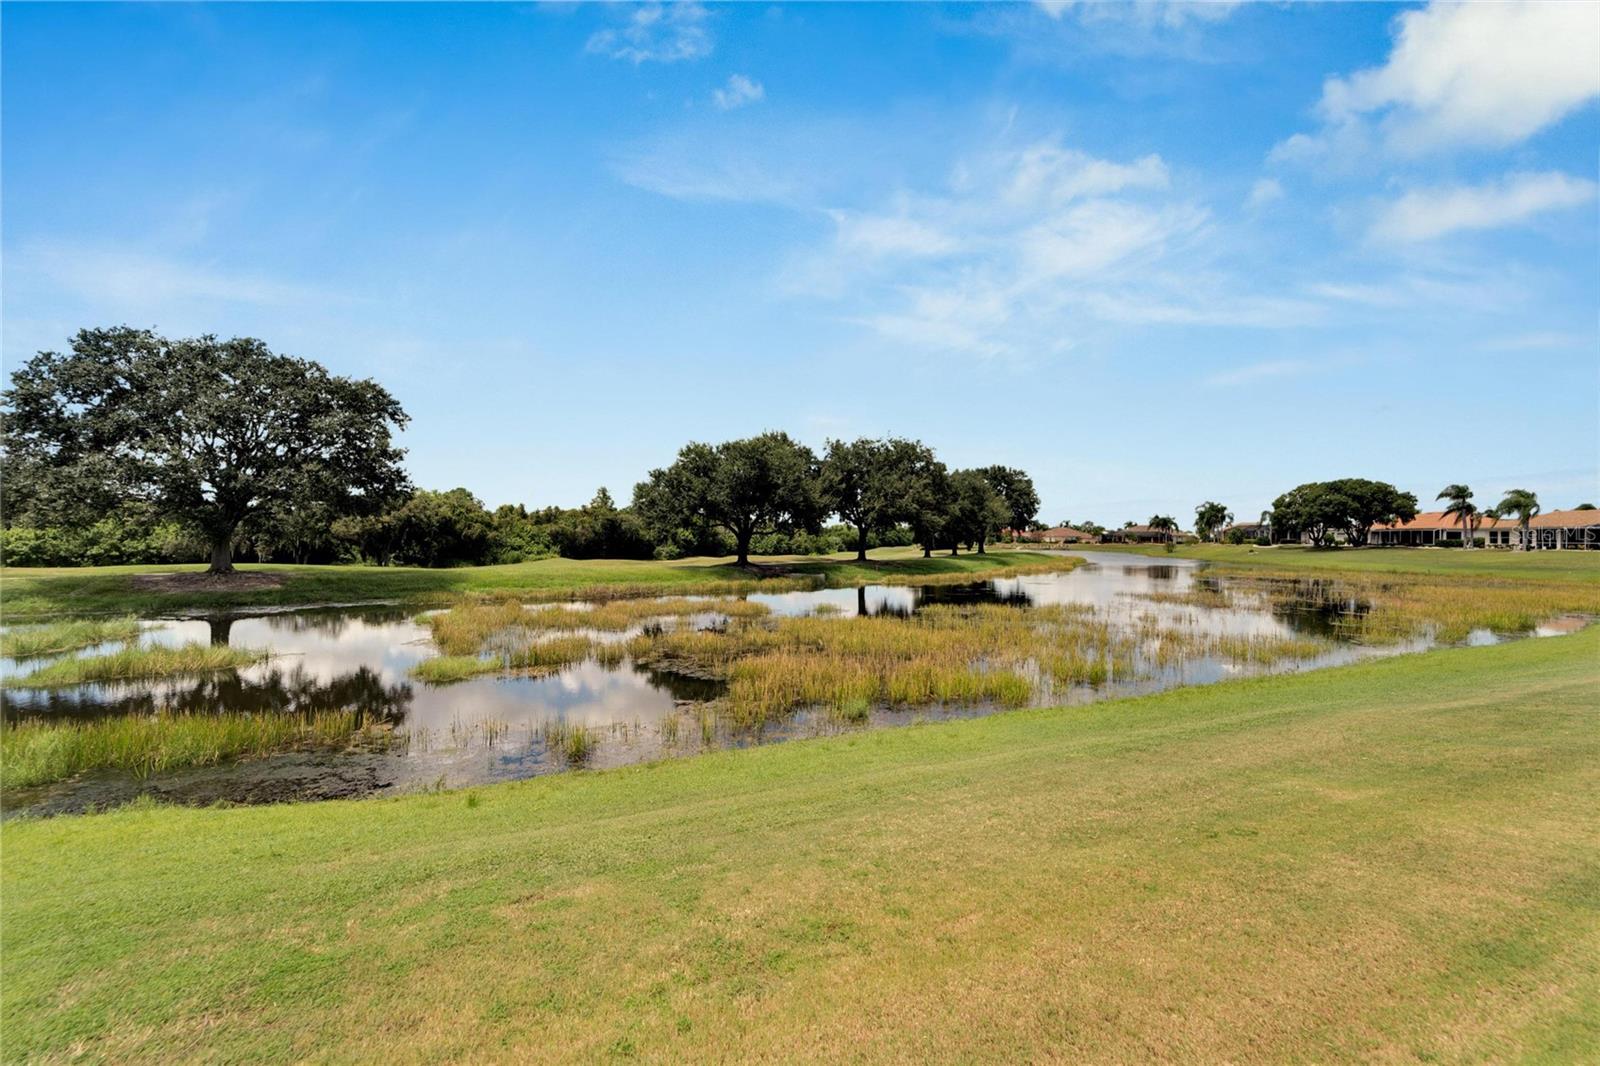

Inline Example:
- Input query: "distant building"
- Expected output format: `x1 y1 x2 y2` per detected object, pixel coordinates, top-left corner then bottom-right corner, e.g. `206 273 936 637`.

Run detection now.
1101 525 1198 544
1368 509 1600 549
1017 524 1094 544
1221 521 1271 541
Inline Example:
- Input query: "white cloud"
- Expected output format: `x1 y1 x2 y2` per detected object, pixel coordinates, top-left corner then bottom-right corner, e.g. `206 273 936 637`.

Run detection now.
1276 1 1600 160
782 139 1316 358
13 241 340 310
1369 171 1597 243
586 3 711 64
828 210 958 259
1245 178 1283 209
711 74 764 111
1034 0 1241 31
1478 331 1591 353
1203 358 1313 388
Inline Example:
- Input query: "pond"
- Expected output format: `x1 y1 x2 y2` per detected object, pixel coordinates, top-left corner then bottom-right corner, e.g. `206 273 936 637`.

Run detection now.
0 552 1564 816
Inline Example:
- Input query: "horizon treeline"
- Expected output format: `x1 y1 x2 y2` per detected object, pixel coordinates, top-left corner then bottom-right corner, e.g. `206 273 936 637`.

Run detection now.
1 433 1040 570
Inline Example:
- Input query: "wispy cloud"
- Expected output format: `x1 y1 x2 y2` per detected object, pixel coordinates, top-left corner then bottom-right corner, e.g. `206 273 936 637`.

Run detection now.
1369 171 1596 244
12 241 343 310
1478 331 1592 353
1273 1 1600 162
1033 0 1241 31
586 2 711 64
785 138 1318 358
1202 358 1313 388
1245 178 1283 210
711 73 764 111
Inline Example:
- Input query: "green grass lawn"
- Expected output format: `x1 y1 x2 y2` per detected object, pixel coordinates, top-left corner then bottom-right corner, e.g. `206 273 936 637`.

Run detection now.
4 629 1595 1063
0 547 1066 620
1070 541 1600 582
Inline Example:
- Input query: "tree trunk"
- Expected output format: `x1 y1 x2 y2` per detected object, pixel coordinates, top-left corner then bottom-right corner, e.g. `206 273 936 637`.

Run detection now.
922 544 932 558
207 536 235 575
1520 521 1529 551
735 529 751 567
857 527 869 562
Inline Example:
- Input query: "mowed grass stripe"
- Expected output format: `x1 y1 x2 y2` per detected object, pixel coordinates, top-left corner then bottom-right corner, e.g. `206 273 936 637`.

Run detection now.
3 630 1597 1063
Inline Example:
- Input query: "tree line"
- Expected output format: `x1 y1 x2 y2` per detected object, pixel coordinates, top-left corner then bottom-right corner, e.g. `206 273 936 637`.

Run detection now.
1 329 1038 571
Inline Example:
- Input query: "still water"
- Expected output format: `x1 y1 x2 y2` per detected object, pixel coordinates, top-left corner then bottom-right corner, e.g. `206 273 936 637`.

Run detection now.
0 553 1530 815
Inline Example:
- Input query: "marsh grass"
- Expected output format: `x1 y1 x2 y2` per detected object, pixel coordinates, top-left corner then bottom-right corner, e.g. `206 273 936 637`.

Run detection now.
410 655 503 684
5 643 267 688
1224 569 1600 644
425 598 770 656
410 635 597 683
0 617 143 660
0 708 367 789
539 720 596 764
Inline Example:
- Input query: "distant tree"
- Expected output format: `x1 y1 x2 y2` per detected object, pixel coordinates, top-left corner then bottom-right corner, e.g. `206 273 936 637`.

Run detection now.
1577 503 1596 510
820 437 933 562
1193 501 1232 542
978 466 1040 534
390 488 497 567
1147 514 1179 544
1328 478 1418 547
633 432 820 566
1437 484 1478 549
1493 488 1540 551
1 327 409 574
1270 483 1353 547
906 459 953 558
949 469 1010 554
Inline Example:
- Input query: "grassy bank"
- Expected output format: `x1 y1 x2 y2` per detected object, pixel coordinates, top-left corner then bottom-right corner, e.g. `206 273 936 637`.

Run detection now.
0 709 368 790
1075 541 1600 582
4 630 1596 1062
0 549 1076 620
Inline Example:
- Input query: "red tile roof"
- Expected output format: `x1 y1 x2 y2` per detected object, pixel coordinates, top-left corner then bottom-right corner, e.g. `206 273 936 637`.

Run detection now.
1373 508 1600 532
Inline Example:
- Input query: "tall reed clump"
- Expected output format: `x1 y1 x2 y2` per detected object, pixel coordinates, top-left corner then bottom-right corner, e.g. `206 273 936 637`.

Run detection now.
0 617 144 660
411 635 596 683
539 720 596 764
5 644 267 688
0 709 366 790
1207 633 1332 665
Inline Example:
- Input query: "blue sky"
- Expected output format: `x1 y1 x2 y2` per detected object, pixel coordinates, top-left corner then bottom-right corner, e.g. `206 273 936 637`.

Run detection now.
4 1 1597 526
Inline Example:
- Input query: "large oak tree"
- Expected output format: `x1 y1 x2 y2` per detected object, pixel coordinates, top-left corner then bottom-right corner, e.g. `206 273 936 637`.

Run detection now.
2 327 410 574
820 437 936 561
632 432 820 566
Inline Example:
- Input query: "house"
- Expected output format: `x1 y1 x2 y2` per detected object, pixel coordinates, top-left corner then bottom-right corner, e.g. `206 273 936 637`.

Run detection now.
1221 521 1270 541
1040 525 1096 544
1368 509 1600 549
1101 525 1198 544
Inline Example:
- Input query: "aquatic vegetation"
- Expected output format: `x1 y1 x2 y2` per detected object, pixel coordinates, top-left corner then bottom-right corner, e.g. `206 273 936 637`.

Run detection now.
1207 634 1332 665
410 635 596 682
425 597 770 655
1217 569 1600 644
0 617 143 660
0 709 369 790
538 720 596 764
5 643 267 688
410 655 503 684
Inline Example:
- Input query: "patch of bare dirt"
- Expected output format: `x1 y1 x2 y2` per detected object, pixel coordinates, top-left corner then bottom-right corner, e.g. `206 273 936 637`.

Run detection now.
130 571 285 593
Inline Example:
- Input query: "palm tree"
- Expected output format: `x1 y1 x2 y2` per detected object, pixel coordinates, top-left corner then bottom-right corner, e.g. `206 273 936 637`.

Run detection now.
1494 488 1540 551
1148 514 1179 545
1436 484 1477 549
